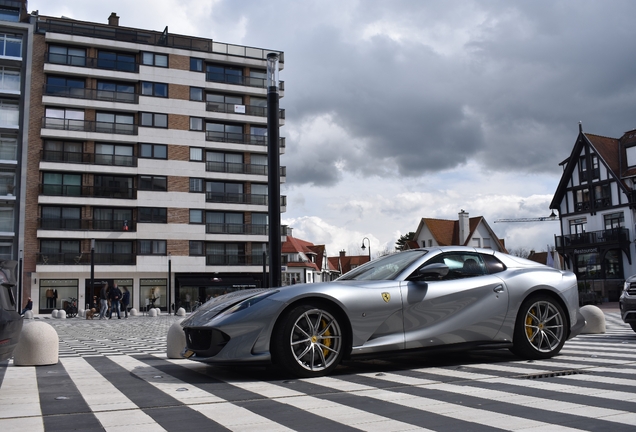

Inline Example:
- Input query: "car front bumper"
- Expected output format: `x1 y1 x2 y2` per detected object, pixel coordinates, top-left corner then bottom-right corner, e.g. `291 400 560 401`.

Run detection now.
619 291 636 323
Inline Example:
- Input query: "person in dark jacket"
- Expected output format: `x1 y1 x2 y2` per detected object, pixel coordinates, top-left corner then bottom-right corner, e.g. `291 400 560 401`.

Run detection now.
20 297 32 315
109 283 122 319
121 286 130 318
99 282 109 320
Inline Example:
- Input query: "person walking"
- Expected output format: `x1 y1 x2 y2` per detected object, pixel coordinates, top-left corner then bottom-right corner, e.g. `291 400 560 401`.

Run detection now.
121 286 130 318
99 282 109 319
20 297 32 316
109 283 122 319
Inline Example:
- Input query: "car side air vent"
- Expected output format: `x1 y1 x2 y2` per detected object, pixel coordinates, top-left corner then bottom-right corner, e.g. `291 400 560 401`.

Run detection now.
516 370 587 380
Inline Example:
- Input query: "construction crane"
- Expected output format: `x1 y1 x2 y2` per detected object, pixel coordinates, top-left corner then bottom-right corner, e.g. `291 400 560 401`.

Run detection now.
494 211 558 223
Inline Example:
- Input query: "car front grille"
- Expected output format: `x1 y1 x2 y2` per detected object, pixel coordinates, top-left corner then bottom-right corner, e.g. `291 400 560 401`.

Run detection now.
184 327 230 356
628 282 636 295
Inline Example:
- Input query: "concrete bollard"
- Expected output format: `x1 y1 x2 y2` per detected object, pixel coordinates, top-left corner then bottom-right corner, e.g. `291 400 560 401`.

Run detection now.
58 309 67 319
130 308 138 316
13 321 59 366
51 309 58 318
155 308 161 315
580 305 606 334
78 309 85 318
24 310 34 319
176 307 186 316
166 320 186 359
148 308 157 317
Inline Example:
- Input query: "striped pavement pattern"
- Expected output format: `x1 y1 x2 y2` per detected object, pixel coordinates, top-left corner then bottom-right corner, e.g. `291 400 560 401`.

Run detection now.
0 312 635 431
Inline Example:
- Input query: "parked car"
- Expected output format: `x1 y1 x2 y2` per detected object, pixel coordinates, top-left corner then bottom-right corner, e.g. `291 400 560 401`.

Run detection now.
0 260 22 361
619 275 636 332
182 247 585 377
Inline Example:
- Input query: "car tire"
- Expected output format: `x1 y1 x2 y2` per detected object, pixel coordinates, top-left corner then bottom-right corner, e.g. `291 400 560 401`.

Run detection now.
630 323 636 333
272 303 345 378
511 295 568 359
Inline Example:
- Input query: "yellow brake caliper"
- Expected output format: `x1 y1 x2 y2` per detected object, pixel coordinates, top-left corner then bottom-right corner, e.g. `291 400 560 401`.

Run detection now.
526 307 536 339
321 319 332 357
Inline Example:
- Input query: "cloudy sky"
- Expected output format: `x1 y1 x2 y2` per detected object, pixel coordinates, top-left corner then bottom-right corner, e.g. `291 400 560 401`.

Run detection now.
31 0 636 257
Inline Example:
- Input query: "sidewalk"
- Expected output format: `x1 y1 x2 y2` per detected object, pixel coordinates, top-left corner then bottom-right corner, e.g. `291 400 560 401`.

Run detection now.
596 301 620 313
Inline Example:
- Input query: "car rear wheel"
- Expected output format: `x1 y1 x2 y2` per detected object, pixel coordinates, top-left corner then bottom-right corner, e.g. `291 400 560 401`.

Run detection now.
272 303 344 378
511 295 568 359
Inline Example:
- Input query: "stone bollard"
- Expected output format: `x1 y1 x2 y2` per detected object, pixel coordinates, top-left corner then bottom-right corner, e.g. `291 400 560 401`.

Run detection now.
580 305 606 334
78 309 85 318
58 309 67 319
166 320 186 359
176 307 186 316
155 308 161 315
130 308 138 316
148 308 157 317
24 310 34 319
13 321 59 366
51 309 58 319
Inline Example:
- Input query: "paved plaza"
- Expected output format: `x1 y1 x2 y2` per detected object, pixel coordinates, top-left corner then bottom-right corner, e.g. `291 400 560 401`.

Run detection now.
1 310 636 431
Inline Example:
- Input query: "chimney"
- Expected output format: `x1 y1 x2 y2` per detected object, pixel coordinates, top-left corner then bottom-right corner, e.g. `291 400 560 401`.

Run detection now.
108 12 119 27
339 250 346 258
458 210 470 245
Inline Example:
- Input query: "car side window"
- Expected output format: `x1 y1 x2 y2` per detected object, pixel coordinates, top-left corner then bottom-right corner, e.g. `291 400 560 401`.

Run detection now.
420 253 486 281
481 253 506 274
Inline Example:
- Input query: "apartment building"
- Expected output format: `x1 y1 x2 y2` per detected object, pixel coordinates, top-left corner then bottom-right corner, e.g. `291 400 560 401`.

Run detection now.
24 12 285 314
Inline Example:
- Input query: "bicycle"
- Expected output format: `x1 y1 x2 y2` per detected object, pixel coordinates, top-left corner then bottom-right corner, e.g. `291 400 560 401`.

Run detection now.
64 297 78 318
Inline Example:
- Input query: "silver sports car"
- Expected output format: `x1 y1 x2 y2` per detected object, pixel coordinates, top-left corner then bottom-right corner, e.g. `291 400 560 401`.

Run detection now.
182 247 585 377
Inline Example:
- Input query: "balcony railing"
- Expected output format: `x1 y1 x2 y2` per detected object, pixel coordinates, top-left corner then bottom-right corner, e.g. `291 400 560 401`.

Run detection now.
205 193 286 206
42 117 138 135
40 184 137 199
205 101 285 119
37 252 136 265
555 228 630 249
41 150 137 167
205 253 266 266
45 52 139 73
205 131 285 147
38 218 137 231
205 72 285 91
43 84 139 104
205 161 286 176
205 223 268 235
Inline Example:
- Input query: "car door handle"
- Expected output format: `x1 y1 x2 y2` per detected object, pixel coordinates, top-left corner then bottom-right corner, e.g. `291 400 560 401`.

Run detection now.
493 285 504 293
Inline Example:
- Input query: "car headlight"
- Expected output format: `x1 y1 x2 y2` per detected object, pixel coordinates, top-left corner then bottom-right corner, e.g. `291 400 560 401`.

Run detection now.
217 290 279 317
625 281 631 292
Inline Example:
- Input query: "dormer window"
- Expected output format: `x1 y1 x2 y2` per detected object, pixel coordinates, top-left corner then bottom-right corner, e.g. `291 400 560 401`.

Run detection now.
627 146 636 168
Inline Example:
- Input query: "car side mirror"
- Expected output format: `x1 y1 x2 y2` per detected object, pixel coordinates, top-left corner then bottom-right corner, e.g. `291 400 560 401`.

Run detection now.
416 263 449 278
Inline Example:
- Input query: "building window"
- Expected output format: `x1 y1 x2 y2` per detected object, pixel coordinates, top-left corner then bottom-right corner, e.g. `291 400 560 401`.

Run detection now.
0 33 21 58
44 107 84 131
94 240 134 265
604 212 624 230
190 147 203 161
206 151 243 172
140 112 168 128
569 217 586 236
0 135 17 161
94 175 134 198
42 173 81 196
139 175 167 191
41 206 81 230
40 240 80 263
139 240 166 255
189 178 204 192
206 243 245 265
95 112 135 135
97 50 136 72
205 122 243 141
0 67 19 92
190 87 203 101
0 169 14 196
189 209 204 224
138 207 167 223
591 155 599 180
140 143 167 159
48 45 85 66
93 208 133 230
594 184 611 209
97 80 135 103
206 64 243 84
206 93 243 111
45 75 85 97
206 212 244 233
189 241 204 255
95 143 134 166
190 117 203 131
0 100 18 128
206 182 244 202
574 188 590 212
0 9 20 22
190 57 203 72
141 82 168 97
0 205 13 232
142 52 168 67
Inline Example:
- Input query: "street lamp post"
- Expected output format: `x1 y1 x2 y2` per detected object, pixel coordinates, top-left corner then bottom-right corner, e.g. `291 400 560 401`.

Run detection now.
361 237 371 261
267 52 281 288
168 252 172 315
90 239 95 299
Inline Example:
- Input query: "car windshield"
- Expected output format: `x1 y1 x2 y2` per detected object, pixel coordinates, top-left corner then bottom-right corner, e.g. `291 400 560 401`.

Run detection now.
337 250 428 281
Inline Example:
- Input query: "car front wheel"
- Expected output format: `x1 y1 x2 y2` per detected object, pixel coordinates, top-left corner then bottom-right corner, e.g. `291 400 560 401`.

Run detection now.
272 303 345 378
511 295 568 359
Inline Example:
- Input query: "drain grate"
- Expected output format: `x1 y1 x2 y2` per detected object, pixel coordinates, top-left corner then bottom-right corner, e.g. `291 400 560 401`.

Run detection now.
517 370 587 380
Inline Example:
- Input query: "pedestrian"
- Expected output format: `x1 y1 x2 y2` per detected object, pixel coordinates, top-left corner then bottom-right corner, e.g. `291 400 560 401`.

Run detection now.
20 297 32 315
99 282 109 319
109 283 122 319
121 286 130 318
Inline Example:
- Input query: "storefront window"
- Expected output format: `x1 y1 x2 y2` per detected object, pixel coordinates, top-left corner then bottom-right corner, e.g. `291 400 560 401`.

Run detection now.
575 249 623 280
40 279 78 312
141 278 166 310
603 250 623 279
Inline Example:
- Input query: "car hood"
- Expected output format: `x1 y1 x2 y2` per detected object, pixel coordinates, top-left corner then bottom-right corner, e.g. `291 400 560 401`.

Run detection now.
181 288 269 327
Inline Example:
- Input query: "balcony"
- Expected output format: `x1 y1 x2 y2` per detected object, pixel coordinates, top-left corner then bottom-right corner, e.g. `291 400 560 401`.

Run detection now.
38 218 137 232
206 254 265 266
205 223 268 235
42 117 138 135
555 228 630 249
205 161 286 177
40 184 137 199
43 84 139 104
205 131 285 148
205 193 286 206
41 149 137 167
205 72 285 91
44 53 139 73
37 252 136 265
206 101 285 119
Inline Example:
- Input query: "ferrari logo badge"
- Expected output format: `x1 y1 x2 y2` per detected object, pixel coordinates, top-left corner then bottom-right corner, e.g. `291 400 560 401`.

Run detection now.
382 292 391 303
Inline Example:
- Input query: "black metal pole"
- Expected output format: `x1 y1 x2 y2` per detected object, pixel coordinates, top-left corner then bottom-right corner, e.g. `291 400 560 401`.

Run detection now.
90 239 95 301
262 244 268 288
267 53 281 288
17 250 22 312
168 253 172 314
